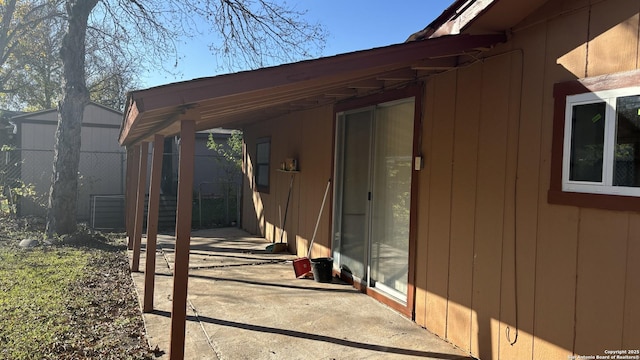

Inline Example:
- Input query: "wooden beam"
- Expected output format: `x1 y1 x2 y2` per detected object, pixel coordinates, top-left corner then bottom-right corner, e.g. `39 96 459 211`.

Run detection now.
125 147 134 246
132 142 149 272
127 145 141 250
125 105 196 151
348 79 384 89
169 120 196 360
126 34 505 114
119 98 142 145
376 68 416 81
143 135 164 313
288 100 319 109
410 57 458 70
120 34 506 145
323 89 357 97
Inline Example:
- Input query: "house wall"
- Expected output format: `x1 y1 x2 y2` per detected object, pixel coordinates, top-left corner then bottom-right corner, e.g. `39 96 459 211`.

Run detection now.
242 105 334 258
415 0 640 359
240 1 640 359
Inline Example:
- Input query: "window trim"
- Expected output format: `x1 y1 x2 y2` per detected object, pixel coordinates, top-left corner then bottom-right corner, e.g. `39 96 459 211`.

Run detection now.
255 136 271 193
549 69 640 211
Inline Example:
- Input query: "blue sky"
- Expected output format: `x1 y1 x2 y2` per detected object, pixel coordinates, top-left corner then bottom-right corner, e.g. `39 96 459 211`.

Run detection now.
141 1 453 88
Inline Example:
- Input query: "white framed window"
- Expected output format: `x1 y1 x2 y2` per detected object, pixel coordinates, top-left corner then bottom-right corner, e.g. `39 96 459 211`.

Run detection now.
562 86 640 196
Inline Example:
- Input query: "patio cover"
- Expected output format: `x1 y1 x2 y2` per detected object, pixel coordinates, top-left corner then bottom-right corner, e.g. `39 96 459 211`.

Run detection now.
120 32 506 359
119 33 506 146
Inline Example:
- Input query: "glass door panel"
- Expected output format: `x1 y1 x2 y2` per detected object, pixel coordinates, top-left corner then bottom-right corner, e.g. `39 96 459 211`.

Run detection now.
370 100 414 300
335 109 373 280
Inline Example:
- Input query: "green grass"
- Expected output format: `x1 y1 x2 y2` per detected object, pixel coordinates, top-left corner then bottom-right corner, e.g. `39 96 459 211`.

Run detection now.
0 218 155 359
0 247 87 359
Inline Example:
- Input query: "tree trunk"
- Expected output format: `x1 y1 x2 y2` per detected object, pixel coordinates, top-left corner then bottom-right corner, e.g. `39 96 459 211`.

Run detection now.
46 0 98 236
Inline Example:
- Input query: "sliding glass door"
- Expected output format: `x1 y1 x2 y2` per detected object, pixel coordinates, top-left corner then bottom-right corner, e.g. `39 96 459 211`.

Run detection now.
333 98 414 303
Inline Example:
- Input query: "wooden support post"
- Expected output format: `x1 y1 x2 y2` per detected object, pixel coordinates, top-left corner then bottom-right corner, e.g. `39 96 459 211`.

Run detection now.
127 145 141 250
132 142 149 272
169 120 196 360
143 135 164 313
125 147 134 243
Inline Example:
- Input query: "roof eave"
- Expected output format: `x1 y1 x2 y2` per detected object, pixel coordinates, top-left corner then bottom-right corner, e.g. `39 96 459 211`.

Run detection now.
407 0 499 41
119 96 142 145
119 33 507 147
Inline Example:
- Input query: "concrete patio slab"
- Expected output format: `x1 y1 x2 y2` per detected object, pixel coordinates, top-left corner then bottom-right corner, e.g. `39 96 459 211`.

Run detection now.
129 228 472 360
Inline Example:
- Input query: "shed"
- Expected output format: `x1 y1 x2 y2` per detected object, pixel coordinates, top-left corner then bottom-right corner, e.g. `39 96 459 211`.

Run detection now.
10 102 125 222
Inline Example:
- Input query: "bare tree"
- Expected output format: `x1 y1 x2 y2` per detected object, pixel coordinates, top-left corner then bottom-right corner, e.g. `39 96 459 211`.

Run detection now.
46 0 97 235
46 0 327 235
0 0 139 112
86 39 141 111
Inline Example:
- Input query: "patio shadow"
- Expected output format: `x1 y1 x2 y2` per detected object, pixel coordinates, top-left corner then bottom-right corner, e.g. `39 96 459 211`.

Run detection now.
151 310 472 359
188 273 359 293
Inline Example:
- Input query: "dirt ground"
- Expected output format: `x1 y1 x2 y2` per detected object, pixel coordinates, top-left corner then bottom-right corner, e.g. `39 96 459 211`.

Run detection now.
0 216 160 359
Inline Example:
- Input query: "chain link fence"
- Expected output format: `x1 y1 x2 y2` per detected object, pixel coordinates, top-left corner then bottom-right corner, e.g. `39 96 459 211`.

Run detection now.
1 146 242 230
162 151 242 229
195 181 241 228
614 159 638 186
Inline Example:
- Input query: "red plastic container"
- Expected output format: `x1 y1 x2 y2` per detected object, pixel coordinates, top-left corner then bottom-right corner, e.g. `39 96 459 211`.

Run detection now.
293 257 311 278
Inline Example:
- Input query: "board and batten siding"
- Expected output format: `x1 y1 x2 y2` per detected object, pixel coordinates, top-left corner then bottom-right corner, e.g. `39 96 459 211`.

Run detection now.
415 0 640 359
242 105 334 258
240 1 639 359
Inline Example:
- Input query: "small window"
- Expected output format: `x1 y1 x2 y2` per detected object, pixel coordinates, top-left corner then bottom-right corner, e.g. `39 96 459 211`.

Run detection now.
562 87 640 197
255 137 270 193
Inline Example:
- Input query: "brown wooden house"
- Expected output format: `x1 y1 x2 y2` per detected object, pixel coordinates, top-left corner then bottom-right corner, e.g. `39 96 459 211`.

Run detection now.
121 0 640 358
